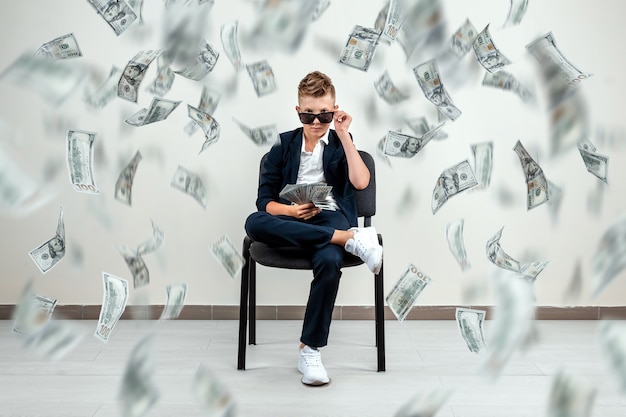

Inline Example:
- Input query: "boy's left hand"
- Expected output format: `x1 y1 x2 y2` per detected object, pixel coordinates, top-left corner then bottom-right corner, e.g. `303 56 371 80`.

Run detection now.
333 110 351 133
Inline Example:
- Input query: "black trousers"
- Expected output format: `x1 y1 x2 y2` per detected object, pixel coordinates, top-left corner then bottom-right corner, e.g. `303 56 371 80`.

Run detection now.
244 210 351 348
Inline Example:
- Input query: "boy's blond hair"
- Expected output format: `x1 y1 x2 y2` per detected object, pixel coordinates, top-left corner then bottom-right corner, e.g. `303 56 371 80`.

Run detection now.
298 71 336 102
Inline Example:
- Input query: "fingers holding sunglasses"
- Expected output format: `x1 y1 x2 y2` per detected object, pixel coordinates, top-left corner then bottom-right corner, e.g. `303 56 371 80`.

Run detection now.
333 110 351 132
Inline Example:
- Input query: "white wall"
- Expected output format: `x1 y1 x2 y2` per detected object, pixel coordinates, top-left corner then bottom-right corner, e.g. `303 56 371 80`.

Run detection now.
1 0 625 307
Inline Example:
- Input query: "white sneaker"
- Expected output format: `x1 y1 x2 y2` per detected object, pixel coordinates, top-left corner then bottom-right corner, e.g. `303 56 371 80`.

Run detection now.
298 346 329 386
345 227 383 274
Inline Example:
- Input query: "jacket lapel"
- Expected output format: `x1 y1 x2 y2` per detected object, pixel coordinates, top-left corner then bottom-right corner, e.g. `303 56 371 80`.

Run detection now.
323 129 340 172
286 128 303 184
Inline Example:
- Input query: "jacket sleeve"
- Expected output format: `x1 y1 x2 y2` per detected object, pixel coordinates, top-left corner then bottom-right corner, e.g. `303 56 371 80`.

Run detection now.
255 140 285 212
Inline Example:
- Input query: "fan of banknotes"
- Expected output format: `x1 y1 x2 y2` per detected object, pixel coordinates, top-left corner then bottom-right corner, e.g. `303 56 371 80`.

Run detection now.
279 182 337 210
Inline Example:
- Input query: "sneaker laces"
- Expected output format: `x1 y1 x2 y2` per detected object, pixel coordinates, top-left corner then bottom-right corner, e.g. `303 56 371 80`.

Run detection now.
301 351 323 368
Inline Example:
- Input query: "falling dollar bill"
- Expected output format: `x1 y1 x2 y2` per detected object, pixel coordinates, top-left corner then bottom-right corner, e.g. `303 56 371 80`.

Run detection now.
486 226 521 272
482 71 533 103
86 0 137 35
94 272 129 343
406 116 447 141
160 283 187 320
598 321 626 392
246 60 277 97
0 53 88 105
526 32 592 89
175 39 219 81
503 0 528 27
385 122 445 158
472 24 511 73
578 139 608 183
211 234 245 280
446 218 470 271
125 97 181 127
379 0 406 42
12 281 58 336
471 142 493 190
393 387 453 417
117 245 150 288
193 365 237 417
374 70 409 104
248 0 317 52
117 49 163 102
413 59 462 121
136 220 164 256
118 333 159 417
232 117 278 146
24 320 84 361
550 92 589 156
171 165 207 208
431 159 477 214
35 33 82 60
450 18 478 58
546 369 597 417
146 55 175 97
184 86 221 136
29 206 66 274
562 259 582 304
220 20 244 72
339 25 382 72
519 260 550 283
185 104 219 153
66 129 99 194
513 140 550 210
311 0 330 22
386 263 431 321
115 150 142 206
590 215 626 297
85 66 123 109
455 307 486 353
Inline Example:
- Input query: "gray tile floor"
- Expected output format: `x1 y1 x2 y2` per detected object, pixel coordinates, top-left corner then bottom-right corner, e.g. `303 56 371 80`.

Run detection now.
0 320 623 417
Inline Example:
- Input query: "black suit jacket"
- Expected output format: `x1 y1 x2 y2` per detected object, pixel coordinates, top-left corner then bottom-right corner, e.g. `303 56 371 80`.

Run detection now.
256 127 359 227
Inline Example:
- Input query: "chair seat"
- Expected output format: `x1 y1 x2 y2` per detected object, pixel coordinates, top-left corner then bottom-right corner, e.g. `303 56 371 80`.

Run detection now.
249 241 364 270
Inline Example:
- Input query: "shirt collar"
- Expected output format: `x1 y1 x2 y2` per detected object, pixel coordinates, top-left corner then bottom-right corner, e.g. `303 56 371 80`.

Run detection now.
300 129 330 153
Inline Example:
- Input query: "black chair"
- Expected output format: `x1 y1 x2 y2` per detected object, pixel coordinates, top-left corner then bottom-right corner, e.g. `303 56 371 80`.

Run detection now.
237 150 385 372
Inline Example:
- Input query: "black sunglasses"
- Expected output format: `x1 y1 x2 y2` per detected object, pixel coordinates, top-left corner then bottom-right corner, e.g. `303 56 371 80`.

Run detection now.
298 111 334 124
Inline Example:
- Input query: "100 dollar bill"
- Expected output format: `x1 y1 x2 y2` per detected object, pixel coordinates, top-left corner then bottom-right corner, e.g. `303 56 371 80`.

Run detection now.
67 130 99 194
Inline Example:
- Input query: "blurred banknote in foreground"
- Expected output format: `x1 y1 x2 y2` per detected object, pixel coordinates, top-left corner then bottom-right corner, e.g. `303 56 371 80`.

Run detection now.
211 235 245 280
125 97 181 126
503 0 528 27
193 365 237 417
115 150 142 206
94 272 129 343
473 24 511 73
67 129 99 194
147 55 175 97
35 33 82 59
220 20 244 72
12 282 57 336
187 104 220 153
449 18 478 58
0 53 87 105
481 271 535 379
232 117 278 146
546 369 596 417
171 165 207 208
118 333 159 417
590 215 626 297
386 264 431 321
482 71 533 103
136 220 164 256
577 138 608 183
339 25 382 72
246 60 277 97
374 70 409 104
413 59 461 121
392 0 447 62
549 92 589 156
117 49 163 102
160 283 187 320
117 246 150 288
29 207 66 274
455 307 486 353
175 39 219 81
513 140 549 210
446 218 470 271
184 86 220 136
393 387 453 417
598 321 626 392
86 0 137 35
85 66 123 109
24 320 84 361
431 159 477 214
471 141 493 190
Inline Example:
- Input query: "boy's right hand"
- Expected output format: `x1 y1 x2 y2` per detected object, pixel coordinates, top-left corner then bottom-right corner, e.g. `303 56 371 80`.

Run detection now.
291 202 321 220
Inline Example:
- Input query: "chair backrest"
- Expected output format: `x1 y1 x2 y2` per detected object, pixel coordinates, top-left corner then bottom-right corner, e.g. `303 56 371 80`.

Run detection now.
258 150 376 225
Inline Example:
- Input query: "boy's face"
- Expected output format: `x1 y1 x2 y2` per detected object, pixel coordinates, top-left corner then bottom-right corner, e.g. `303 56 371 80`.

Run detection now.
296 93 337 140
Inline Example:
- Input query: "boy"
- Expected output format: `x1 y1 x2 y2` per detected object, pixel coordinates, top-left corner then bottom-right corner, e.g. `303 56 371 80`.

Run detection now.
244 71 383 385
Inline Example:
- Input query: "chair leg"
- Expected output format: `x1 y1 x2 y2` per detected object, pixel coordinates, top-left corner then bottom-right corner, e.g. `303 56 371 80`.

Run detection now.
237 238 251 370
374 236 386 372
248 257 257 345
